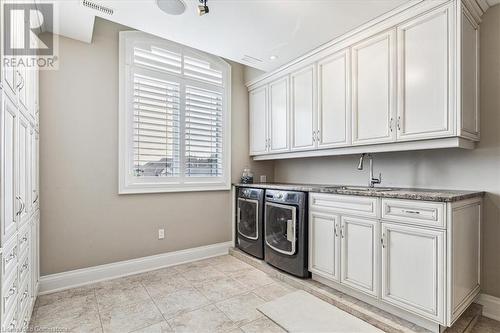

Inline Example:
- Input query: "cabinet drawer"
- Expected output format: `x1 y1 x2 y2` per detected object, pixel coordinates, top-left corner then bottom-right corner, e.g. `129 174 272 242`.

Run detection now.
18 224 30 258
18 252 30 286
310 193 379 218
381 199 446 228
2 236 18 278
2 270 18 322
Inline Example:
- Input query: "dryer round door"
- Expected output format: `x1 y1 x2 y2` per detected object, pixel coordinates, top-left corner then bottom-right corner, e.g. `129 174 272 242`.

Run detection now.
238 198 259 240
265 202 296 255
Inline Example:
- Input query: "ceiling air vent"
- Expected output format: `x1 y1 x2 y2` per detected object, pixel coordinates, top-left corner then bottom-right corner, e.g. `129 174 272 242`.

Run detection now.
242 55 263 64
82 0 114 15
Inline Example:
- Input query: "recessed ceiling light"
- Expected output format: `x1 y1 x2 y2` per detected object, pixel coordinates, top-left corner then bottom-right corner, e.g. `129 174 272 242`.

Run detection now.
269 55 278 60
156 0 186 16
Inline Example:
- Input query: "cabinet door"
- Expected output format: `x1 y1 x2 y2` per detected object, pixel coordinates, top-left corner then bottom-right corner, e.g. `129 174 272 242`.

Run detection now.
460 9 480 140
309 211 340 282
31 212 40 298
249 86 268 155
340 216 378 296
397 6 453 141
269 77 289 153
18 113 30 224
317 49 351 148
381 222 444 322
352 30 396 145
30 130 39 211
2 4 18 98
1 94 17 243
291 65 315 151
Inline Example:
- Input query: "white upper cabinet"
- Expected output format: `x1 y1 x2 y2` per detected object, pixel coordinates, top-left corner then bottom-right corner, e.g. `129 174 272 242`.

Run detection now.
1 94 17 244
381 222 445 322
269 77 289 153
317 49 351 148
249 86 268 155
460 10 480 140
397 5 453 141
291 65 316 151
18 112 31 225
352 30 396 145
31 131 39 212
247 0 482 159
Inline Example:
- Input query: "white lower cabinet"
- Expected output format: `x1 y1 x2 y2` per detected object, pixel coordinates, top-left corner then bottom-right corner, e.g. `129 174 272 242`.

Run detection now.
309 211 340 281
381 222 444 322
340 216 378 297
309 193 481 331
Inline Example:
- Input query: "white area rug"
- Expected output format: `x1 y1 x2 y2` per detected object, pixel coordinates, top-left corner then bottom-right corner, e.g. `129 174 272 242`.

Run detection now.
258 290 384 333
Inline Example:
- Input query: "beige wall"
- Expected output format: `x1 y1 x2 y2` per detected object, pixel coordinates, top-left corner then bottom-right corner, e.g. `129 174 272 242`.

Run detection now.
39 18 273 275
273 6 500 297
243 66 265 84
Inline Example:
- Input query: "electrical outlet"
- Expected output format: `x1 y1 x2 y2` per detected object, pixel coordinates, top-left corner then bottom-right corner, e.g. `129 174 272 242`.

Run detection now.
158 229 165 240
260 175 267 183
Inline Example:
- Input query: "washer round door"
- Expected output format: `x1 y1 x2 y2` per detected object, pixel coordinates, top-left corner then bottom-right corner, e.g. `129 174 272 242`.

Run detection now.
265 202 296 255
238 198 259 240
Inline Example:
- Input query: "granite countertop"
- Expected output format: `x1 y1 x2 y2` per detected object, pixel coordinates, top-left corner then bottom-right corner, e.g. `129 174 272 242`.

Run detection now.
234 182 485 202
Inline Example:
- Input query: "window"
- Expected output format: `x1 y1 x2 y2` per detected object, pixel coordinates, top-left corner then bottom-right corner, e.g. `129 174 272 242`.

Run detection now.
119 32 231 193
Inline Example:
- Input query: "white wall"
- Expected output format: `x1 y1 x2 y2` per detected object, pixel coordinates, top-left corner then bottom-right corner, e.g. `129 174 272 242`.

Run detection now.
274 5 500 297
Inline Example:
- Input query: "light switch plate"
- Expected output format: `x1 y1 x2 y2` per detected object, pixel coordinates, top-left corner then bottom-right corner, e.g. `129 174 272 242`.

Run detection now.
158 229 165 239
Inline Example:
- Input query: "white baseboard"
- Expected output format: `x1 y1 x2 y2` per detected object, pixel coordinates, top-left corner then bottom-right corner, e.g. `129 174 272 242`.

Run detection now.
39 241 232 295
477 294 500 321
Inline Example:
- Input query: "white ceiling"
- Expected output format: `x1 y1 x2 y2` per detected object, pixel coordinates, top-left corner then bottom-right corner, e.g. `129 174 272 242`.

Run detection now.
44 0 414 71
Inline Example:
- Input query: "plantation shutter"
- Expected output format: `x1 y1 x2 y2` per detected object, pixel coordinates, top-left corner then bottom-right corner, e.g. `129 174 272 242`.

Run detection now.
185 86 224 177
132 73 181 177
122 33 229 192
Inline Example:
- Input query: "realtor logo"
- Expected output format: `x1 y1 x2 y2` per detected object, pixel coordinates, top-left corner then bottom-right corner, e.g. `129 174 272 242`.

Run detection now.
2 2 58 69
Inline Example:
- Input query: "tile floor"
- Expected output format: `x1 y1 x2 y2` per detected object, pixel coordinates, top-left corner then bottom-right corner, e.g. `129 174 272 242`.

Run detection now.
30 255 293 333
30 254 500 333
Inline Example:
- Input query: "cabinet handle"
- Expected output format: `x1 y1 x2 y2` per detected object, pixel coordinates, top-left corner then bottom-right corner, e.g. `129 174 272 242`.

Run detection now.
16 70 22 89
15 196 23 216
5 286 17 301
397 116 401 131
389 118 394 132
6 248 16 263
33 189 38 204
16 72 25 91
403 209 421 215
334 224 338 238
381 233 386 248
316 130 320 143
340 225 345 238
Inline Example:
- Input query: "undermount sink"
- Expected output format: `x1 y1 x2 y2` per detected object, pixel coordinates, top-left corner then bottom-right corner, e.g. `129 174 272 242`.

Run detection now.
325 186 395 192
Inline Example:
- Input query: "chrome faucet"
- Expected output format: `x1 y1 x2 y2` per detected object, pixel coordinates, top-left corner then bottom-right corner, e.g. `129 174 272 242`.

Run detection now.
357 153 382 188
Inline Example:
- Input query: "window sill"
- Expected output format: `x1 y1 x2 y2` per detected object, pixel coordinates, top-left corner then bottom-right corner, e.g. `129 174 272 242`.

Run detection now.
118 184 231 195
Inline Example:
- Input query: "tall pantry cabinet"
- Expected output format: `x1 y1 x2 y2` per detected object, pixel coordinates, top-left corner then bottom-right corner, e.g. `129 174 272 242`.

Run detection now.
0 6 41 331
